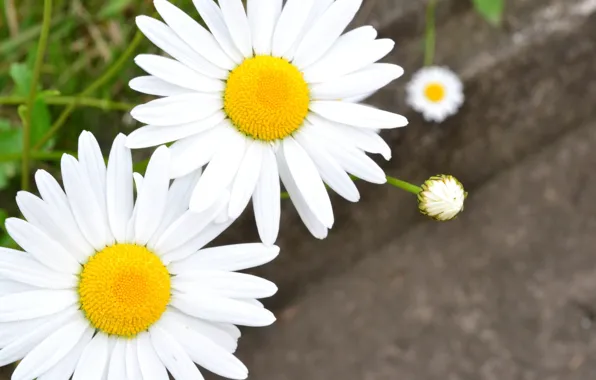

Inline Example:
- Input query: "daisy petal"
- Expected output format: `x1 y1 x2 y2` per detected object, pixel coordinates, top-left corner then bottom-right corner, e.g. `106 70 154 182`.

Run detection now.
311 100 408 129
193 0 244 63
106 134 133 243
162 310 238 353
136 15 228 79
0 290 78 322
271 0 315 57
228 140 263 219
293 0 362 68
137 333 169 380
282 0 333 60
172 293 275 326
134 54 225 92
189 128 246 212
154 0 235 70
5 218 80 274
125 340 143 379
169 243 279 274
248 0 282 55
13 315 89 380
130 93 223 126
107 339 127 380
129 75 193 97
219 0 253 58
327 144 387 184
160 316 248 379
252 147 281 246
126 111 225 149
310 63 404 100
173 270 278 299
150 326 204 379
0 280 35 297
37 327 94 380
134 146 171 245
341 124 392 160
72 333 110 380
283 138 334 228
0 248 78 289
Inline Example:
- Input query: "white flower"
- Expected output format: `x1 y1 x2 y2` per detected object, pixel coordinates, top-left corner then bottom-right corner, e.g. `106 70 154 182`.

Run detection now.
0 131 279 380
418 175 466 221
406 66 464 123
127 0 408 245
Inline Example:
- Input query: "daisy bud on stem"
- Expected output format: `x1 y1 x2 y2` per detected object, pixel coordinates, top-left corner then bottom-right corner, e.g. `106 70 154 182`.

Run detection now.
416 174 467 221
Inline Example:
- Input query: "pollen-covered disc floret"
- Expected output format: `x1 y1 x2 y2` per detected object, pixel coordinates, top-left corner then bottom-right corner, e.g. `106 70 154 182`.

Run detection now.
79 244 170 337
127 0 409 245
406 66 464 123
418 174 466 221
0 131 280 380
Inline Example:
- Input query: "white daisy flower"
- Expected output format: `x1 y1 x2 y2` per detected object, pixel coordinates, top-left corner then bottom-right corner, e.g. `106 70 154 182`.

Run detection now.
126 0 408 245
0 131 279 380
418 174 466 221
406 66 464 123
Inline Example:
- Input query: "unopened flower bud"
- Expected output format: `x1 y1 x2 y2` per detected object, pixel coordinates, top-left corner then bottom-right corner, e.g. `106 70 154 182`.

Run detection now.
418 175 466 221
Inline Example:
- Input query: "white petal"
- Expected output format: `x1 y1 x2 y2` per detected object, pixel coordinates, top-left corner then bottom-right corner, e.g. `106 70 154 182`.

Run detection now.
0 306 78 366
125 340 143 380
150 326 205 379
15 191 91 263
162 310 238 353
37 327 94 380
169 122 232 178
107 339 127 380
174 270 277 299
134 146 171 245
189 128 246 212
237 298 264 308
293 0 362 68
73 333 110 380
251 146 281 246
169 243 279 274
61 154 110 250
295 127 359 202
311 100 408 129
0 248 78 289
13 315 90 380
129 75 193 97
283 138 334 228
193 0 244 63
160 316 248 379
5 218 80 274
271 0 315 57
282 0 333 60
136 15 228 79
340 124 392 160
106 134 133 243
310 63 404 100
219 0 252 57
137 333 168 380
0 280 35 297
228 140 263 219
130 93 223 126
304 38 394 83
248 0 282 55
325 143 386 184
134 54 225 92
161 218 234 265
154 0 235 70
126 111 225 149
276 149 328 239
77 131 107 212
172 292 276 326
0 290 78 322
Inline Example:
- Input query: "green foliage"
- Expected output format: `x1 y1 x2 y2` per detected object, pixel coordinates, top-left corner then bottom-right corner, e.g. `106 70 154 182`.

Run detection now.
472 0 505 26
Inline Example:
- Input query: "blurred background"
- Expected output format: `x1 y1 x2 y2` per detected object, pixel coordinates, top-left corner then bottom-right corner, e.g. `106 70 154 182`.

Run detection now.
2 0 596 379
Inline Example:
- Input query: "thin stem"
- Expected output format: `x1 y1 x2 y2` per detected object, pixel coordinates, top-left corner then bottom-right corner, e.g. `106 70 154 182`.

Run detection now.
0 95 133 111
34 30 144 150
424 0 437 66
0 151 70 163
22 0 53 190
386 175 422 194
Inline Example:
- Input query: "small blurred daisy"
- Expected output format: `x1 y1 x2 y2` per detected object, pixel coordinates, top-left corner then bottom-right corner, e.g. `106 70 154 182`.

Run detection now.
0 131 278 380
127 0 407 244
406 66 464 123
418 174 466 221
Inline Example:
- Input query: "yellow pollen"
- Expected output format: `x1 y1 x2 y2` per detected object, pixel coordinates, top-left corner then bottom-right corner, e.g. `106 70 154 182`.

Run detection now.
78 244 171 338
224 55 310 141
424 82 446 103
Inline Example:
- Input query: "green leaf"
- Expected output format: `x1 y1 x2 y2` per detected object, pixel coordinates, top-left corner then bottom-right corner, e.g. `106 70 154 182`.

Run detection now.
472 0 505 26
9 63 32 96
31 98 53 149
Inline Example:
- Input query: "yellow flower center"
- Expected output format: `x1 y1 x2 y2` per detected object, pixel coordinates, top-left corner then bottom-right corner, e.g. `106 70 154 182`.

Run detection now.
78 244 171 338
224 56 310 141
424 82 446 103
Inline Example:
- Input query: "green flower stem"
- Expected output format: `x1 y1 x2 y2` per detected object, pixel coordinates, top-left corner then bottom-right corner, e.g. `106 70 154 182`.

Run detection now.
280 175 422 199
0 150 69 163
424 0 437 66
22 0 53 191
33 30 145 150
0 95 133 111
